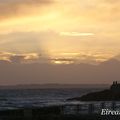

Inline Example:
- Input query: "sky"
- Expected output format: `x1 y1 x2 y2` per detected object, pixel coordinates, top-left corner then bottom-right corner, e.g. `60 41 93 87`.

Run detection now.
0 0 120 84
0 0 120 64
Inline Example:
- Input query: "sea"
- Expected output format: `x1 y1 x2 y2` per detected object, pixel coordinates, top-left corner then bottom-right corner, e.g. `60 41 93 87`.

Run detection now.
0 88 119 112
0 88 101 110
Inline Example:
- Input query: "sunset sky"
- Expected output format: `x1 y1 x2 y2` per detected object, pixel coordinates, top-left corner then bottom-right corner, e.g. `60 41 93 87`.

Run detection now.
0 0 120 65
0 0 120 85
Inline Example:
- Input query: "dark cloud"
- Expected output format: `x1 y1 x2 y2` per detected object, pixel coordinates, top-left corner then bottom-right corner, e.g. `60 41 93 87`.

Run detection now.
9 55 25 63
0 0 54 20
9 54 40 63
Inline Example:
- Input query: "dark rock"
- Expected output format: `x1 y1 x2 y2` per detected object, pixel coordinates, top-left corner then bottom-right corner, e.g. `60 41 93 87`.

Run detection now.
68 81 120 101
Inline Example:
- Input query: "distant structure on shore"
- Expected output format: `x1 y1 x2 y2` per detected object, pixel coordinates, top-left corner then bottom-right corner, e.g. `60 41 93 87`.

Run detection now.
110 81 120 91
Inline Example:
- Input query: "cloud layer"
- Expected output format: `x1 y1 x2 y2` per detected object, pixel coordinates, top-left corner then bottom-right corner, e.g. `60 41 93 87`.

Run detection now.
0 57 120 85
0 0 120 66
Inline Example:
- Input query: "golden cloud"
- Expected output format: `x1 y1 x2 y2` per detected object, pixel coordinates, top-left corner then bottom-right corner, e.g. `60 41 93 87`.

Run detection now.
60 32 94 37
0 52 40 63
0 51 115 64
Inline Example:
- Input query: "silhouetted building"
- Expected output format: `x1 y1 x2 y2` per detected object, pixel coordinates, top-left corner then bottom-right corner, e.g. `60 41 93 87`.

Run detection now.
110 81 120 91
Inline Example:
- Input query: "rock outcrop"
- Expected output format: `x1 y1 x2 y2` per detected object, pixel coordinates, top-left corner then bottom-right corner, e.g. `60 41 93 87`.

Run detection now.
68 81 120 101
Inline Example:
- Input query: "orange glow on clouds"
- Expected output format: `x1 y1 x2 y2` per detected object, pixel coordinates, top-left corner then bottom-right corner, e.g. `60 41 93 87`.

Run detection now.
0 0 120 64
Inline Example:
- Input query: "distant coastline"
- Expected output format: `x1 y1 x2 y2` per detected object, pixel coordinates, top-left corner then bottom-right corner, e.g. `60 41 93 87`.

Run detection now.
0 83 109 89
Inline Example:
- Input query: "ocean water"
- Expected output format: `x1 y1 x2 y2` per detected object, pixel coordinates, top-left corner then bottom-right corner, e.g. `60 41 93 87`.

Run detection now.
0 88 101 110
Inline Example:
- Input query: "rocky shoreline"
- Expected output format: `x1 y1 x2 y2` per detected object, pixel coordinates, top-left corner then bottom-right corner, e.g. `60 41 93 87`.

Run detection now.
67 89 120 101
67 82 120 101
